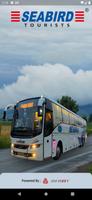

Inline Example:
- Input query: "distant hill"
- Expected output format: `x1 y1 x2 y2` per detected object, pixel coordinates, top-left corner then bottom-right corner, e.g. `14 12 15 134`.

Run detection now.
78 104 92 116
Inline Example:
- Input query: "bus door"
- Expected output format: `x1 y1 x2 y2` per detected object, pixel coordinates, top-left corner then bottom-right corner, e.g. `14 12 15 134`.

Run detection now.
44 108 53 159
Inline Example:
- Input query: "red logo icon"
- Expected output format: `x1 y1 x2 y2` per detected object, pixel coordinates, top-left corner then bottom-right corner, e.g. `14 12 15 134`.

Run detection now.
11 11 20 22
75 11 84 22
43 178 48 184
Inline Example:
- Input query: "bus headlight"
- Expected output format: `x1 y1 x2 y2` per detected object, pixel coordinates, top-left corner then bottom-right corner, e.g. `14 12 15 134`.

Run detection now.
30 144 40 149
32 153 36 158
11 143 14 148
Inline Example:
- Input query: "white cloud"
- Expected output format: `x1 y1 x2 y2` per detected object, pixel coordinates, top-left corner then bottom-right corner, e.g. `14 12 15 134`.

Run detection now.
0 63 92 107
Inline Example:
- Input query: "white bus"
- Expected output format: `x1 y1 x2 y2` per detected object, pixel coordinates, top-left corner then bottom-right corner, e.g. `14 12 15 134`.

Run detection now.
11 96 87 161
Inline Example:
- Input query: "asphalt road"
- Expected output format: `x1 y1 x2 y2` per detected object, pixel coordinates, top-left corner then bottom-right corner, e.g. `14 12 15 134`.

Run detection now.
0 136 92 173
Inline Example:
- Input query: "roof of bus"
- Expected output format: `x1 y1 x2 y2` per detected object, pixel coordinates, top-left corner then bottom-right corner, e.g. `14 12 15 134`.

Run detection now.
17 96 86 123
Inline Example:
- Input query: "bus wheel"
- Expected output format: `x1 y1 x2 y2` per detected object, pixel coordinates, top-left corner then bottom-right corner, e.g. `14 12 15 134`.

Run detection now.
81 137 85 147
53 144 62 160
80 137 85 147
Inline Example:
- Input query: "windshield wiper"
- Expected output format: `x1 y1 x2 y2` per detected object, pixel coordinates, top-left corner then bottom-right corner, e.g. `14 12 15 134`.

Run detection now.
14 127 31 131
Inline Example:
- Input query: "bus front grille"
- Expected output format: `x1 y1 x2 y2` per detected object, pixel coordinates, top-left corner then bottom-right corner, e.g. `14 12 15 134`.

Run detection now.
14 144 29 149
13 151 32 157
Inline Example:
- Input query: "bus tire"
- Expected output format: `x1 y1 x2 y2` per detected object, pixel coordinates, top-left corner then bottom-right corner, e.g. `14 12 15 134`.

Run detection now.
80 136 85 147
81 137 85 147
53 142 62 160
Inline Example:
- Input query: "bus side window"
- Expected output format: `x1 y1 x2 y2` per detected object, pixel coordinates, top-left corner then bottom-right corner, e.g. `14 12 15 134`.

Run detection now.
62 109 69 124
52 104 62 128
44 109 53 137
69 113 75 125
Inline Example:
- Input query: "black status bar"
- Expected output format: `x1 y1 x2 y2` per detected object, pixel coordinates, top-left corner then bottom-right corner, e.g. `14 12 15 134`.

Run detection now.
0 0 92 6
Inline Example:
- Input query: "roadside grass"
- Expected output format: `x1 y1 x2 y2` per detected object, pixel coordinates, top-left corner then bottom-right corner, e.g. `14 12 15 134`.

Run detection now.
76 162 92 173
88 165 92 174
87 122 92 135
0 120 12 149
0 135 11 149
87 123 92 173
0 120 12 126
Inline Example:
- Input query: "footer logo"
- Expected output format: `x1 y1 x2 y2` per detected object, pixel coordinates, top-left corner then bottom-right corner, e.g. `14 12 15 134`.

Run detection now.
43 178 49 184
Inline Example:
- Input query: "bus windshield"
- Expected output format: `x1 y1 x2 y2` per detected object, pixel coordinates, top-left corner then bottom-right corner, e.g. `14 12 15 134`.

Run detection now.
12 98 43 138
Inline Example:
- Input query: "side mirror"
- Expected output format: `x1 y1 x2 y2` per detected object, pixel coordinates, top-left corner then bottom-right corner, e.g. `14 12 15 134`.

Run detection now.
3 111 6 120
14 106 19 119
38 106 43 117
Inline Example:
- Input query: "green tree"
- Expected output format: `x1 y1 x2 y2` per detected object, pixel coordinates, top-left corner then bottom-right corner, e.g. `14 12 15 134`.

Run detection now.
88 114 92 122
82 115 88 122
57 96 79 113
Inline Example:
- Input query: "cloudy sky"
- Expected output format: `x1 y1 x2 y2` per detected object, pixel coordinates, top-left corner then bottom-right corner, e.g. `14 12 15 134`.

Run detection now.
0 6 92 107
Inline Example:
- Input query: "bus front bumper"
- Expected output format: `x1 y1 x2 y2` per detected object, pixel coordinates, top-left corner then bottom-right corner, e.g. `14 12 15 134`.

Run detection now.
11 143 43 161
